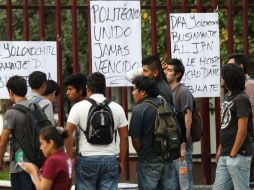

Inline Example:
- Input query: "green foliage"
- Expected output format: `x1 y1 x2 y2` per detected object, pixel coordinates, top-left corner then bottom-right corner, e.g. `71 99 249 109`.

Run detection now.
0 1 253 76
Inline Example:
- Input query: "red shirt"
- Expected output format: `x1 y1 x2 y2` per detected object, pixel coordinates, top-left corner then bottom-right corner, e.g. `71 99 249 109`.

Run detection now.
40 149 72 190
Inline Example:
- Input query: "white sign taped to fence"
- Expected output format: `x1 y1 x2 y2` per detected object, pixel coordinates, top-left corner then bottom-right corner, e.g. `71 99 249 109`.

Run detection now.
90 0 142 87
0 41 57 99
170 13 220 98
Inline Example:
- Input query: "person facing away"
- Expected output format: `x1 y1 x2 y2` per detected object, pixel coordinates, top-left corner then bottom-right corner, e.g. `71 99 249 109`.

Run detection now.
63 72 87 104
128 75 173 190
164 58 194 190
213 64 253 190
64 72 129 190
0 75 36 190
27 71 54 124
20 126 72 190
142 55 174 106
43 80 60 126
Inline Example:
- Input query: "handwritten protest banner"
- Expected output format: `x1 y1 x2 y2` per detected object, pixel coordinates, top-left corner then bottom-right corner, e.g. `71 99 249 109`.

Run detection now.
90 0 142 86
170 13 220 97
0 41 57 99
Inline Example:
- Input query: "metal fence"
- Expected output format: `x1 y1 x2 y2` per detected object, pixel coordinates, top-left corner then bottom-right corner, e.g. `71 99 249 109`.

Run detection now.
1 0 254 184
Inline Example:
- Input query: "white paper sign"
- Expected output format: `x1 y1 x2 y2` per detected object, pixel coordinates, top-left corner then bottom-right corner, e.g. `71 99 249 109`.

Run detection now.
170 13 220 97
0 41 57 99
90 0 142 87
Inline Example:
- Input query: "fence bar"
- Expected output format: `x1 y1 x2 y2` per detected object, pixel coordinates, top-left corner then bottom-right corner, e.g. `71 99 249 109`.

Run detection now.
181 0 187 12
166 0 171 58
55 0 64 126
87 0 92 73
23 0 29 40
150 0 157 55
227 0 234 53
211 0 221 153
6 0 12 40
242 0 249 56
71 0 79 72
39 0 45 40
196 0 212 185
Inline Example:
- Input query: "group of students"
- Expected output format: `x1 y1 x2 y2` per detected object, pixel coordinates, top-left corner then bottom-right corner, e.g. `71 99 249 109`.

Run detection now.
0 53 253 190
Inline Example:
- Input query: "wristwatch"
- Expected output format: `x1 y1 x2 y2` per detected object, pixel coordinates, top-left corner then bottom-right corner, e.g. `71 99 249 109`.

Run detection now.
229 154 237 158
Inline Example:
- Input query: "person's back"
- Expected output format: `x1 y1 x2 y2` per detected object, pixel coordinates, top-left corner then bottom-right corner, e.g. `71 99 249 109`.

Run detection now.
0 75 35 190
27 71 54 123
64 72 128 190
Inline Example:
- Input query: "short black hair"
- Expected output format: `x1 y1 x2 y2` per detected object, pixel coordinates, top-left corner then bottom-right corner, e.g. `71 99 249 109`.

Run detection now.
63 73 87 97
166 58 185 82
142 55 167 82
132 75 159 97
40 126 68 149
44 80 60 96
221 64 245 95
227 53 249 74
6 75 27 97
86 72 106 95
28 71 47 89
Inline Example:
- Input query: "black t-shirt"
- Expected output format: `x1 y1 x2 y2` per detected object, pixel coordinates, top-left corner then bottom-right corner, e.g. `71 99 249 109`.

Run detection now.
128 96 160 162
220 92 253 156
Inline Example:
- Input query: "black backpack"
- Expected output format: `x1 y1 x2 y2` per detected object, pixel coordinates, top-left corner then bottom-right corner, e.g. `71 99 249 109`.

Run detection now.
144 98 182 160
82 98 115 145
12 103 52 167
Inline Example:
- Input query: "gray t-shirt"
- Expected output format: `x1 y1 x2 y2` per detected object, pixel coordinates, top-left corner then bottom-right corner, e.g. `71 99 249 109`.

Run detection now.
3 99 33 173
173 83 194 151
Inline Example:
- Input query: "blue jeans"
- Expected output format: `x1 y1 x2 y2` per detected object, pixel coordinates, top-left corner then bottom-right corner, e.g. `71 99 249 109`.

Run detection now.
137 159 173 190
11 171 35 190
172 142 194 190
213 155 252 190
75 155 119 190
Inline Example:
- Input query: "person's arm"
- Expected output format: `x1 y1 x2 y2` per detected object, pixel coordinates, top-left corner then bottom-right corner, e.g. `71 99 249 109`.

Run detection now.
215 144 222 163
0 128 11 169
230 116 248 157
20 162 53 190
131 137 141 155
118 125 128 175
64 122 76 159
185 108 192 142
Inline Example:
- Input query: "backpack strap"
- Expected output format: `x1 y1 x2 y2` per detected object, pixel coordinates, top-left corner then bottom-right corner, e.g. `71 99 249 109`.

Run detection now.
12 104 30 114
143 99 159 110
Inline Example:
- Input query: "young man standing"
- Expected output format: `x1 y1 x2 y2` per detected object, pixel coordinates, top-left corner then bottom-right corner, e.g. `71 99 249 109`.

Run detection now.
129 75 173 190
213 64 253 190
0 76 35 190
27 71 55 124
164 59 194 190
63 73 87 103
142 55 173 105
64 72 128 190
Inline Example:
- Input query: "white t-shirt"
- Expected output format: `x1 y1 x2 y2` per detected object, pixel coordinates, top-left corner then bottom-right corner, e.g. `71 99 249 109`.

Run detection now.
67 94 128 156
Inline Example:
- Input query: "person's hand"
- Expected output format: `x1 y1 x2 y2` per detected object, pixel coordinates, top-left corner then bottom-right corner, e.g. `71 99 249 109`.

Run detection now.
180 142 186 161
160 57 167 71
118 161 125 176
18 162 39 175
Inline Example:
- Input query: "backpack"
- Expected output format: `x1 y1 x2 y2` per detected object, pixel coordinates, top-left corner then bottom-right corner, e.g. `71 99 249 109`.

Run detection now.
144 98 182 160
83 98 115 145
191 101 203 142
12 103 52 167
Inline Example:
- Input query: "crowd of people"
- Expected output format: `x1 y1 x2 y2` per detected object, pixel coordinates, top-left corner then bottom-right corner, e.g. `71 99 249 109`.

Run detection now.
0 53 253 190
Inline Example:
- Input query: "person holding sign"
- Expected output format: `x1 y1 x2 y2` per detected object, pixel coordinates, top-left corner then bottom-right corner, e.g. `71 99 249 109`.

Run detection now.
213 64 253 190
164 58 194 190
142 55 173 106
